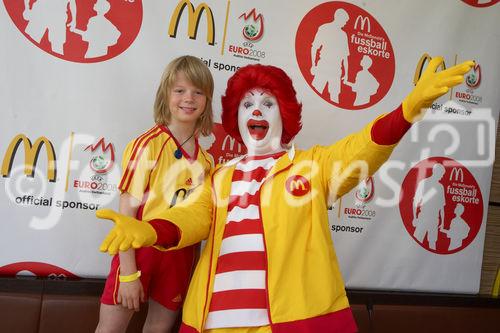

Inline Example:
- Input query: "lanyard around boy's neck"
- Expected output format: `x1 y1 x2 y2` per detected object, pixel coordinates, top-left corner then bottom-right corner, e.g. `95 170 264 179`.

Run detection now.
167 125 195 159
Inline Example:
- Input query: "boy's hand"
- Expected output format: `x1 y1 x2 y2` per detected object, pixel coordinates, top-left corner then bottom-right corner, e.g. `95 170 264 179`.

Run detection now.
117 279 145 312
403 57 475 123
97 209 157 255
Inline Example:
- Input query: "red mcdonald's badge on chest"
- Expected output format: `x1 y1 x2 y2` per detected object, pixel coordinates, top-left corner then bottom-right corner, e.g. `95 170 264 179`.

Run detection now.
285 175 310 196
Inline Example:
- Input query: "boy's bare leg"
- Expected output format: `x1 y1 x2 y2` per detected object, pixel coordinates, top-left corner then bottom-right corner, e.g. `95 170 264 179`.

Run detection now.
95 303 134 333
143 299 179 333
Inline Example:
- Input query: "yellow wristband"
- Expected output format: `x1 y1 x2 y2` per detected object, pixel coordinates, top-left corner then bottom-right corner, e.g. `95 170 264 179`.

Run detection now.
119 270 141 283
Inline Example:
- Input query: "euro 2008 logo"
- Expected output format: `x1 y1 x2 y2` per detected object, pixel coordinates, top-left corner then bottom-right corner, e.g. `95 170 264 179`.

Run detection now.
4 0 142 63
295 1 395 110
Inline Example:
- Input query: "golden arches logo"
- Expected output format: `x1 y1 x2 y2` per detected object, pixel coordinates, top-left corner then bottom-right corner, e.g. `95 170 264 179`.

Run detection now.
168 0 215 45
290 180 306 191
354 15 371 32
285 175 310 197
222 135 243 153
413 53 446 86
1 134 57 182
449 167 464 183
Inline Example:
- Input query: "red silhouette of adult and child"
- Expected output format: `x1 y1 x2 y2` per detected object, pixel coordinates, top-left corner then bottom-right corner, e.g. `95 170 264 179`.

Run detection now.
412 163 471 252
22 0 120 58
310 8 380 106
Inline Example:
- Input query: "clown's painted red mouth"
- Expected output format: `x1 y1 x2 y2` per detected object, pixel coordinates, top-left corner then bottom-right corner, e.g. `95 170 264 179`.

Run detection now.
247 119 269 140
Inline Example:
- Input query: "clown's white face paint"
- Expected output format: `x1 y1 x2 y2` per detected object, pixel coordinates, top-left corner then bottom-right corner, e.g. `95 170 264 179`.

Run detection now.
237 89 285 156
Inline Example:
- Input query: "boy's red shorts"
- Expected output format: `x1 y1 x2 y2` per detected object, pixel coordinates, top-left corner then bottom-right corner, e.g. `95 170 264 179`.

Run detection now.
101 245 196 311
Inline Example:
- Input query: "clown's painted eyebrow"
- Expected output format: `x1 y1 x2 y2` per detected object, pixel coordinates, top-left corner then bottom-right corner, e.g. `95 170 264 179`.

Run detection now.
248 90 265 96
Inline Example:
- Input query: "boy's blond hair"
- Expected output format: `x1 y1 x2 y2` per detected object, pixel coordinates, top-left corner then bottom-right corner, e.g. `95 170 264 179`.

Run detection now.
154 55 214 136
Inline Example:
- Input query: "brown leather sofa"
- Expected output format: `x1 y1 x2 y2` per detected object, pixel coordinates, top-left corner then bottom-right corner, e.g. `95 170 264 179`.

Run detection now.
0 277 147 333
0 277 499 333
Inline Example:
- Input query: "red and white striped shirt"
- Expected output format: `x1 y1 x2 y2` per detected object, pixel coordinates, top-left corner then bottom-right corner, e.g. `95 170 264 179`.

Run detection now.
205 153 284 329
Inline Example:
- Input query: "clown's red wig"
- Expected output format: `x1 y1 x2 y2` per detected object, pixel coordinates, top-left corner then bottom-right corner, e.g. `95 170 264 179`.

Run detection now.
221 64 302 145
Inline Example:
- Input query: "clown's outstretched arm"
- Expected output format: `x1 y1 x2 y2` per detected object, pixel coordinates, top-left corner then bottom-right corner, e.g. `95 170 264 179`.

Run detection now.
98 178 213 255
322 56 474 200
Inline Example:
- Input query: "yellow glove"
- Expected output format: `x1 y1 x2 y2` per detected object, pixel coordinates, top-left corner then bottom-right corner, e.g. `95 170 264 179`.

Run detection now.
403 56 475 123
96 209 157 255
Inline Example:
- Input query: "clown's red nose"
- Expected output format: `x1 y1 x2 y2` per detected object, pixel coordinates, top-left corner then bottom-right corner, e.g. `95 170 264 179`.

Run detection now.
252 110 262 117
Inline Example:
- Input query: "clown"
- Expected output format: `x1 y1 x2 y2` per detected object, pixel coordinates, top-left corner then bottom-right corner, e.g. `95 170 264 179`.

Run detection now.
97 57 473 332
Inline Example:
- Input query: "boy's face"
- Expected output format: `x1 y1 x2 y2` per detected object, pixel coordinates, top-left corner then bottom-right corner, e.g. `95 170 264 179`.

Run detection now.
237 88 283 155
169 72 206 126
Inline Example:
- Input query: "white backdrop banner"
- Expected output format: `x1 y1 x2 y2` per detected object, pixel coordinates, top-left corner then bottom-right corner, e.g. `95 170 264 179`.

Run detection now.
1 0 499 293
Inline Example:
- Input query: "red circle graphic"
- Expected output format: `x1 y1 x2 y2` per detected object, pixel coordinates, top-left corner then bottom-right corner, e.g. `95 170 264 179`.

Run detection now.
4 0 142 63
295 1 395 110
461 0 499 8
206 123 247 165
399 157 483 255
0 261 79 278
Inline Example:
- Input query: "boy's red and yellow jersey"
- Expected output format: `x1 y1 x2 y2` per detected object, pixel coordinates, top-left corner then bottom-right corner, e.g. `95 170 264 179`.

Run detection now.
118 125 213 220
